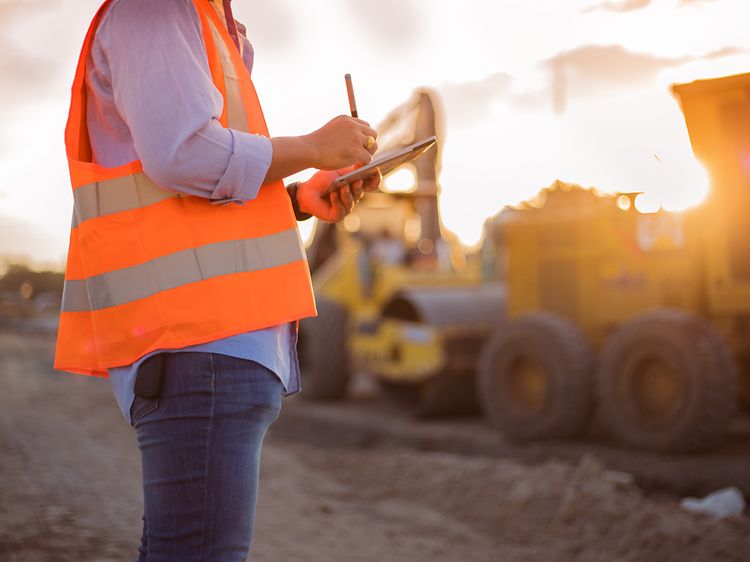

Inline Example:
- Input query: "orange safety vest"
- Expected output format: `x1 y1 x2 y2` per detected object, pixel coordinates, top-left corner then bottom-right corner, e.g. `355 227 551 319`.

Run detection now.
55 0 316 377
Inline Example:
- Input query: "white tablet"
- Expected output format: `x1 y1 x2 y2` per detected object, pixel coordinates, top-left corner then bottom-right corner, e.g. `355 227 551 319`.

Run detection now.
327 136 438 194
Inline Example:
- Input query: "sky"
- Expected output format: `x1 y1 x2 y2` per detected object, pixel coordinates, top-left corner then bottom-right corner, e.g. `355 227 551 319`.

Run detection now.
1 0 749 267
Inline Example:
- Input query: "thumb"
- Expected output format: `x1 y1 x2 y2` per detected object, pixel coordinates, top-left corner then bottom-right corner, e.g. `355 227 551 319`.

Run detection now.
337 164 357 176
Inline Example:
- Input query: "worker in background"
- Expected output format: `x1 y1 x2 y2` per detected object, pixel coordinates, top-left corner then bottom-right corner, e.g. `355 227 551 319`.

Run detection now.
371 227 407 265
54 1 380 560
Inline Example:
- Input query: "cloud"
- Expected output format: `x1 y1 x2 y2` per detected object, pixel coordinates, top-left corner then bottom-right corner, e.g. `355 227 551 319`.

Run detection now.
443 45 690 124
439 73 548 128
440 73 513 128
545 45 690 85
441 43 745 125
0 0 62 144
701 46 745 59
582 0 652 14
583 0 719 12
678 0 720 6
543 44 744 112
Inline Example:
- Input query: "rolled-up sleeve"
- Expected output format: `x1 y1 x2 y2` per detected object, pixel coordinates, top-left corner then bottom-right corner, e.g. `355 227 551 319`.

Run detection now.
96 0 270 202
211 130 272 204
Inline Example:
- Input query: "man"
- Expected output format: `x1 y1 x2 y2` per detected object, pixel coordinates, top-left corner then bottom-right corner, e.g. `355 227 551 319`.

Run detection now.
54 0 380 560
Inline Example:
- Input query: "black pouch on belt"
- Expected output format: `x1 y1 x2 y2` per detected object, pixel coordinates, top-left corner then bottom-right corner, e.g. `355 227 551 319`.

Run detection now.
134 354 166 399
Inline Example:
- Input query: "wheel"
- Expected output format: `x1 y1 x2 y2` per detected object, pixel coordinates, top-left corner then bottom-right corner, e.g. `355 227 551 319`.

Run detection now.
478 312 594 440
378 372 479 418
298 297 350 400
597 310 738 452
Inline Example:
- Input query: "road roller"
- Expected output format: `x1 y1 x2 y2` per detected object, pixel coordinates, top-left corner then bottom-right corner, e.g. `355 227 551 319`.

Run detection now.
298 90 504 414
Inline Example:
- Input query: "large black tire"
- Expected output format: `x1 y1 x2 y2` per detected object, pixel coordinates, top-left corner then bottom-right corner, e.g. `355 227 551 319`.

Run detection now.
597 310 738 453
478 312 594 440
298 297 350 400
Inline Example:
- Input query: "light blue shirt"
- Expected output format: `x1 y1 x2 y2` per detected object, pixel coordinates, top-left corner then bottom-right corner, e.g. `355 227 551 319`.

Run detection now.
108 326 300 423
86 0 302 423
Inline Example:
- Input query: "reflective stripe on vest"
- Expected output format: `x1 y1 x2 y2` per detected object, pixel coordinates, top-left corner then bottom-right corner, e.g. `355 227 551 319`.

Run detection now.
54 0 316 377
62 228 304 312
71 173 180 227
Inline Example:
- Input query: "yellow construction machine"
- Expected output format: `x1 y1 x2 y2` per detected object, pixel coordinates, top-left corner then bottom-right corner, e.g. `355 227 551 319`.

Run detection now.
299 90 504 414
477 73 750 452
301 73 749 453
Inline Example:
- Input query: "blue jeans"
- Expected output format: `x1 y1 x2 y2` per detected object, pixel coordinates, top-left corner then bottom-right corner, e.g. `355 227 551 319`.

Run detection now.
130 352 282 562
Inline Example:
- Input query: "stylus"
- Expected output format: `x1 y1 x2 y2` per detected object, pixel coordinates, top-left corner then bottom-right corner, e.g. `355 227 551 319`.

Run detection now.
345 74 358 118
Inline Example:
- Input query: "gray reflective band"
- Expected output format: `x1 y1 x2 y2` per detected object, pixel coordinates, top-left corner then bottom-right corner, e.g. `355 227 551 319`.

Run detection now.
73 174 181 225
62 228 305 313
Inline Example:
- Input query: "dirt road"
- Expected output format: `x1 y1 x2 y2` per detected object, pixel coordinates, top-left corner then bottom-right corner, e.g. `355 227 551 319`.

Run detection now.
1 329 749 561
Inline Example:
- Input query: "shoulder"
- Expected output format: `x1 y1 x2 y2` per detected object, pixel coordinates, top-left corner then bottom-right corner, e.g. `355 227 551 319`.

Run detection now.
97 0 201 37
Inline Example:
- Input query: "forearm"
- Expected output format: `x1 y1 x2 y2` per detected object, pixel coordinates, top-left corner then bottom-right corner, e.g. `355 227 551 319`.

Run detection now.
263 136 320 185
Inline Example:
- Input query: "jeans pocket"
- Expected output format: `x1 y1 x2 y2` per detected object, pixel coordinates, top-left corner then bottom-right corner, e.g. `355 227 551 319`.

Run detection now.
130 396 159 428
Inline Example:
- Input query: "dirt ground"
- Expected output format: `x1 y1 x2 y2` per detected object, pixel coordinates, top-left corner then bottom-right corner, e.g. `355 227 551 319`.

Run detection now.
1 327 750 562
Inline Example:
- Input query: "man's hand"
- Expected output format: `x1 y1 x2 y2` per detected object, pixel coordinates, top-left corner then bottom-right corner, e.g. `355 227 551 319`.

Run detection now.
297 167 382 223
304 116 379 170
266 116 378 185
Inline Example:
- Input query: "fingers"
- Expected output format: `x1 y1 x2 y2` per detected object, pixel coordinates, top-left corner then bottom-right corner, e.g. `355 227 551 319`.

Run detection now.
338 185 355 212
363 170 382 192
347 117 377 138
362 135 378 156
314 175 366 223
339 117 378 164
357 147 373 163
328 190 348 221
316 116 377 170
351 117 378 145
352 118 377 134
357 122 377 158
350 179 365 202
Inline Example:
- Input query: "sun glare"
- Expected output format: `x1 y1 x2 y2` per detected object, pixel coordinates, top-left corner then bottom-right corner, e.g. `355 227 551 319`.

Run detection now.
384 167 416 193
639 153 711 213
634 193 660 214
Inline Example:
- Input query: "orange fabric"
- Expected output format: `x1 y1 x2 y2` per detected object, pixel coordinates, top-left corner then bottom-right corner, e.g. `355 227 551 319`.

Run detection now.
55 0 316 376
65 1 113 165
70 186 295 280
195 3 229 128
69 160 143 189
56 260 313 376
